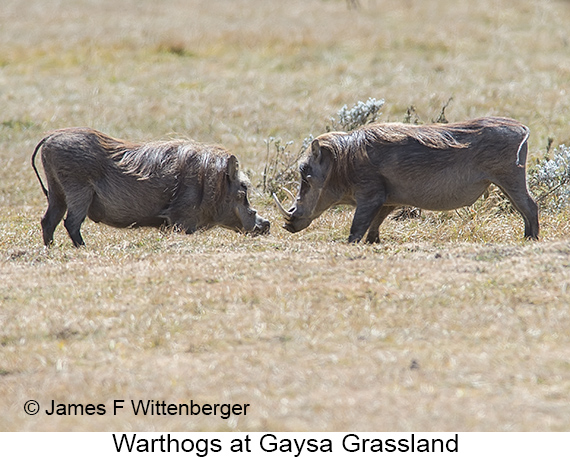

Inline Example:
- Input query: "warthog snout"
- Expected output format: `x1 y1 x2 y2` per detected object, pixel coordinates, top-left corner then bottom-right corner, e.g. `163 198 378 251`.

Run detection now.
283 216 312 233
272 193 311 233
252 215 271 235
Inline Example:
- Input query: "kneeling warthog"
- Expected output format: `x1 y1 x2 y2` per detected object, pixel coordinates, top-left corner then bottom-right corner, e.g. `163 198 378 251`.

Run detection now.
274 117 539 242
32 128 270 247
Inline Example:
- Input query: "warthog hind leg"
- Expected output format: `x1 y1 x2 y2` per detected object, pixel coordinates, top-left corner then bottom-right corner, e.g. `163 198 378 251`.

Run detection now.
494 173 539 240
63 187 94 247
41 187 67 246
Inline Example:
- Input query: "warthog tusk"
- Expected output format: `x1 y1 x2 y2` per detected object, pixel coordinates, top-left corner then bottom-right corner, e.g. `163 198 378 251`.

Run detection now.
272 193 292 218
282 187 296 202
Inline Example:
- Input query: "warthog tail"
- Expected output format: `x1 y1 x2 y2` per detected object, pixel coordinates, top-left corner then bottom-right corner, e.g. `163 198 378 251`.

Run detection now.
516 126 530 168
31 136 49 198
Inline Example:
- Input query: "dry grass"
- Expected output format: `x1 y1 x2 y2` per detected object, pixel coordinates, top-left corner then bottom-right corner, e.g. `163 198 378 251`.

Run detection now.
2 0 570 431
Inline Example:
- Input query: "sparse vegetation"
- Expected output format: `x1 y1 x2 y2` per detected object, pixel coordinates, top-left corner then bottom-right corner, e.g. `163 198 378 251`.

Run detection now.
261 137 301 199
2 0 570 432
327 97 385 132
530 144 570 211
262 98 384 200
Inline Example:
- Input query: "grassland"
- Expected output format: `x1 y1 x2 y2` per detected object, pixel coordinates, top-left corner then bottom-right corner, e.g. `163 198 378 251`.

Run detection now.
1 0 570 431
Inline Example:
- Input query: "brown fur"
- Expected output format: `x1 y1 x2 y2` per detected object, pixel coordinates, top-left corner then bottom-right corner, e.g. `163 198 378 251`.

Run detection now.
317 118 521 189
32 128 269 247
282 117 538 242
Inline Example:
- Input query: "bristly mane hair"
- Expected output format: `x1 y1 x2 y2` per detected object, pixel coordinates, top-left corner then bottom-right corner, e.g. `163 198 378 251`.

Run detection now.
314 120 491 186
115 140 230 178
92 131 233 203
362 122 475 149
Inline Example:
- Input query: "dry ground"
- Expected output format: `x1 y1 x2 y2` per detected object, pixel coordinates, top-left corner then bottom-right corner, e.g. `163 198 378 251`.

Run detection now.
1 0 570 431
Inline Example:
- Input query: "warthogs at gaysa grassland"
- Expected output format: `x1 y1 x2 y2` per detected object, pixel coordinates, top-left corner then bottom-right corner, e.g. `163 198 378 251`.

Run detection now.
274 117 539 243
32 128 270 247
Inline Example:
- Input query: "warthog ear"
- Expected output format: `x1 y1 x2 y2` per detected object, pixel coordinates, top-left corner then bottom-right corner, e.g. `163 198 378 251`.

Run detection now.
311 139 334 166
227 155 239 182
311 139 321 159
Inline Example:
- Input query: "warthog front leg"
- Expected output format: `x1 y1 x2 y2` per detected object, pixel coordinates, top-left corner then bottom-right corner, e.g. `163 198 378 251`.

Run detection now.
365 206 395 244
166 212 198 235
348 190 386 243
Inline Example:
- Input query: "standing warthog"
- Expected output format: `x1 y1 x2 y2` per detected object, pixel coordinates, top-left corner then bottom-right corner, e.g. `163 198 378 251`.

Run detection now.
274 117 539 242
32 128 270 247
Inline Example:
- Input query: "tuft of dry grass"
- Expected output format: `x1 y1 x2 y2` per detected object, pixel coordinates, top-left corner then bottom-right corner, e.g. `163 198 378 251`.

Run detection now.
1 0 570 432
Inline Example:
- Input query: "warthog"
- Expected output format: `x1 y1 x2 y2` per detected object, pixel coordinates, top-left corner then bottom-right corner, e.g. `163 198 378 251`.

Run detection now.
274 117 539 242
32 128 270 247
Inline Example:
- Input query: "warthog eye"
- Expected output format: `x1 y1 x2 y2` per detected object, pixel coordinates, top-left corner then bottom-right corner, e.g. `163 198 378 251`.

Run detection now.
236 183 248 200
301 174 313 186
300 163 312 177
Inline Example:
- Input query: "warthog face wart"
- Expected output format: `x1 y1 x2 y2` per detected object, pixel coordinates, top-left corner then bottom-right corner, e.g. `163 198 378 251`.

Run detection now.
32 128 270 247
216 156 270 235
275 139 354 233
275 117 539 243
